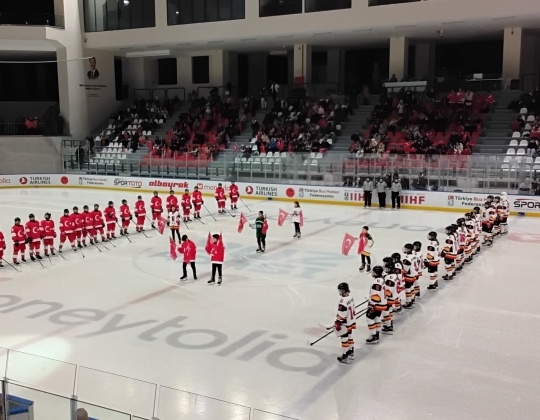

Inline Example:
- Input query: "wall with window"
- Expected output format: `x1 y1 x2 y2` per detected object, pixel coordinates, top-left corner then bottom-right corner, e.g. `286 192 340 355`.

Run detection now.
0 0 58 26
83 0 155 32
167 0 244 25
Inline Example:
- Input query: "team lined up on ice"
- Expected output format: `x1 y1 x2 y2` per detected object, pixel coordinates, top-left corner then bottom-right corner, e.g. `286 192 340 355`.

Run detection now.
333 193 510 363
0 182 244 266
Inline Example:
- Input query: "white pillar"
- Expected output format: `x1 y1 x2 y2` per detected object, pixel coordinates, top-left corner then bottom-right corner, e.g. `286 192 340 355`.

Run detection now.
293 44 312 85
155 0 167 28
502 27 523 82
389 36 409 81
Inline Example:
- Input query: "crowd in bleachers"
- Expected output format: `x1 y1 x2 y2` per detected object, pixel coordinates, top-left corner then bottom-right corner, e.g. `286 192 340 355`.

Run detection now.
349 88 494 158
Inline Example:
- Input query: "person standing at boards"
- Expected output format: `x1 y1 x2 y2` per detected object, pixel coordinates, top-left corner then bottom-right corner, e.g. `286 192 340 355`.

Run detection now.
292 201 302 239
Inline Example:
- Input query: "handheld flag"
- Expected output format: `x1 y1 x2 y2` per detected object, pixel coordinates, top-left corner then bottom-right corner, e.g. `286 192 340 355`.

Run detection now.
262 217 269 235
358 232 368 254
169 238 177 261
157 216 166 235
238 213 248 233
341 233 356 256
277 209 288 227
205 232 212 254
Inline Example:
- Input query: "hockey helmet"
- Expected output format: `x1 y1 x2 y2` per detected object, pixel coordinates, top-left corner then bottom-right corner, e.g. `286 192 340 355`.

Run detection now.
108 201 114 205
29 213 35 219
73 206 78 211
486 195 494 201
391 252 401 262
456 218 465 226
464 212 472 220
412 241 422 252
337 282 350 294
427 231 437 240
473 206 481 214
83 205 89 210
44 212 51 220
122 199 127 204
501 191 507 197
372 265 384 277
64 209 70 214
493 196 500 203
403 243 413 254
153 191 158 196
382 257 394 273
94 204 99 209
451 224 458 232
14 217 21 223
445 225 453 235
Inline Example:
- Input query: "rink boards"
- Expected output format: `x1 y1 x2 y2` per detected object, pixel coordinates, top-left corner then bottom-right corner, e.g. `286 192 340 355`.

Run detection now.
0 174 539 217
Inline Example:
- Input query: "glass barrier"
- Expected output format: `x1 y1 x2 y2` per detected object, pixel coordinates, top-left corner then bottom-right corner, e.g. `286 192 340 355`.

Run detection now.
4 350 77 398
76 366 157 419
76 400 132 420
157 386 251 420
7 383 71 420
251 409 300 420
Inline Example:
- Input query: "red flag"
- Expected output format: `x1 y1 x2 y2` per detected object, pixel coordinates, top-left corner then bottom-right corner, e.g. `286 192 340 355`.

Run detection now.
218 232 224 246
357 232 368 254
341 233 356 256
277 209 288 227
157 216 166 235
299 210 304 227
169 238 177 261
205 232 212 254
238 213 248 233
262 218 269 235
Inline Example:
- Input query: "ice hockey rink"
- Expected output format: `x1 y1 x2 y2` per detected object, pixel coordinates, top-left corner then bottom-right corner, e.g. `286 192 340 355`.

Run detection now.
0 187 539 420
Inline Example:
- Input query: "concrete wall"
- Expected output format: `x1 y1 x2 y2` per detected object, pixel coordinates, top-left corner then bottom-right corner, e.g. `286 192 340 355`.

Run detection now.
0 137 63 174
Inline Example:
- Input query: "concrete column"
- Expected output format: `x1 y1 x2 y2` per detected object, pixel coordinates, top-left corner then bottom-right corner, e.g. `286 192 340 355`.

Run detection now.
414 43 435 80
389 36 409 81
293 44 312 85
502 27 523 82
210 50 230 87
155 0 167 28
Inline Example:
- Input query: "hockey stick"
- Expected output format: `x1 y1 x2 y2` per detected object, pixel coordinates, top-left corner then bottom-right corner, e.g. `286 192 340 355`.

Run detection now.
2 259 21 272
146 215 156 228
35 256 45 268
191 212 206 225
46 252 52 263
203 204 217 222
52 246 67 260
310 308 368 346
182 218 192 230
116 221 132 243
239 198 251 212
131 220 149 238
224 208 236 218
323 299 369 330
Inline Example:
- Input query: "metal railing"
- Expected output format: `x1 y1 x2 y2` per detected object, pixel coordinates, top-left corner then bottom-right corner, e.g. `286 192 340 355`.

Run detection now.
0 347 298 420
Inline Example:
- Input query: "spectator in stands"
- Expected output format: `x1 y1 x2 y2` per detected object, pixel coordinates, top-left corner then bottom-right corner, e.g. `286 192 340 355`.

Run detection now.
413 172 428 190
86 136 95 155
55 113 65 135
527 138 538 156
464 90 474 107
76 146 85 168
519 178 533 195
76 408 89 420
389 74 398 83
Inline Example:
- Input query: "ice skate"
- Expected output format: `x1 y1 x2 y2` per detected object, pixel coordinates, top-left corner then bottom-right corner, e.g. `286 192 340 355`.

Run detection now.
0 262 3 268
13 260 20 265
382 325 394 335
366 265 371 272
217 277 222 285
36 255 42 260
427 283 437 290
256 248 262 253
442 274 451 281
359 264 366 271
293 233 298 238
180 275 187 281
337 354 349 363
78 242 83 248
30 255 36 262
261 247 265 253
403 301 414 309
44 252 49 257
346 349 354 360
366 334 379 344
207 278 215 284
151 223 156 229
51 250 56 255
21 257 27 263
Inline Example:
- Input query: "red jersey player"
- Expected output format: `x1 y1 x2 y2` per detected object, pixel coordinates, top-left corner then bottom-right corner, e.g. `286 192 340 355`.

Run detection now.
229 181 239 210
40 212 56 256
119 199 132 235
25 214 43 261
134 195 146 232
93 204 106 242
59 209 77 253
11 217 27 264
178 234 197 281
192 186 204 219
150 191 163 229
181 189 192 223
82 205 96 245
166 190 178 212
72 206 84 248
206 233 225 285
0 228 6 267
215 183 226 214
104 201 118 239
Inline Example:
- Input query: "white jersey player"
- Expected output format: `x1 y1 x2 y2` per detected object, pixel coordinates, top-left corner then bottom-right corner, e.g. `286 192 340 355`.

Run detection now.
402 243 418 309
464 213 475 263
481 202 496 246
498 193 510 235
473 206 482 253
392 252 404 313
382 257 399 334
442 226 457 281
455 219 467 271
366 266 386 344
412 241 424 298
425 231 441 290
335 282 356 363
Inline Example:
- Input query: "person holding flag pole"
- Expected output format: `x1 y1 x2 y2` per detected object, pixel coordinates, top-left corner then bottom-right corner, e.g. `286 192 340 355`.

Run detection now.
358 226 374 272
206 233 225 285
291 201 303 239
251 211 268 253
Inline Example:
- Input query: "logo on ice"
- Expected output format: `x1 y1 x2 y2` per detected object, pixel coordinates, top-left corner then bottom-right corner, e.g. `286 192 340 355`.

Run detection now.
114 178 143 189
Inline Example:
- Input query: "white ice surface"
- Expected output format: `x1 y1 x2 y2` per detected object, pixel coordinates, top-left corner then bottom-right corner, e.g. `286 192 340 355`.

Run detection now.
0 188 539 420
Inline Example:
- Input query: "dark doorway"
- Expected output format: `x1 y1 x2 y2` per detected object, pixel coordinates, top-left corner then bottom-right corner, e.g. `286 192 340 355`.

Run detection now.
114 57 124 100
238 54 249 98
267 55 288 85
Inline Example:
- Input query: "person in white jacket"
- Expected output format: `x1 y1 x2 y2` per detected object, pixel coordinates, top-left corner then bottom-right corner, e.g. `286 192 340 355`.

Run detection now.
292 201 302 239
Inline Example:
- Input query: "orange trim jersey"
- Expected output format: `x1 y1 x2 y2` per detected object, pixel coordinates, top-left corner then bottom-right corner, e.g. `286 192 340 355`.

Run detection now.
336 294 356 332
426 240 440 265
368 276 387 311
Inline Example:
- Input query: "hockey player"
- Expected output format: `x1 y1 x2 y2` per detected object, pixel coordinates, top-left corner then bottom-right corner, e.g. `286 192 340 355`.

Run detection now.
441 225 457 280
215 183 226 214
366 265 386 344
382 258 398 334
391 252 404 313
358 226 374 272
181 189 192 223
499 192 510 234
104 201 118 240
292 201 302 239
335 282 356 363
412 241 424 298
166 190 178 212
40 213 56 257
473 206 482 254
206 234 225 285
168 205 181 243
481 201 496 246
425 231 441 289
134 196 146 232
150 191 163 228
178 234 197 281
11 218 27 264
92 204 107 242
455 218 467 271
492 196 502 237
192 186 204 219
82 205 95 246
72 206 84 248
25 214 42 261
119 199 132 235
59 209 77 253
229 181 239 210
253 211 268 253
402 244 418 308
464 213 475 263
0 228 5 267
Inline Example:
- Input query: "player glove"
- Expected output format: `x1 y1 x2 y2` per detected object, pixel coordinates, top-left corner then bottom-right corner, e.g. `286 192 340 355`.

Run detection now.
25 238 31 244
14 242 19 246
130 215 133 220
334 321 342 331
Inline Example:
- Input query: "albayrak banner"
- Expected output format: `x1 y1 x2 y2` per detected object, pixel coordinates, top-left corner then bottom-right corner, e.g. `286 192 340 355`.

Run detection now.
0 174 539 216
